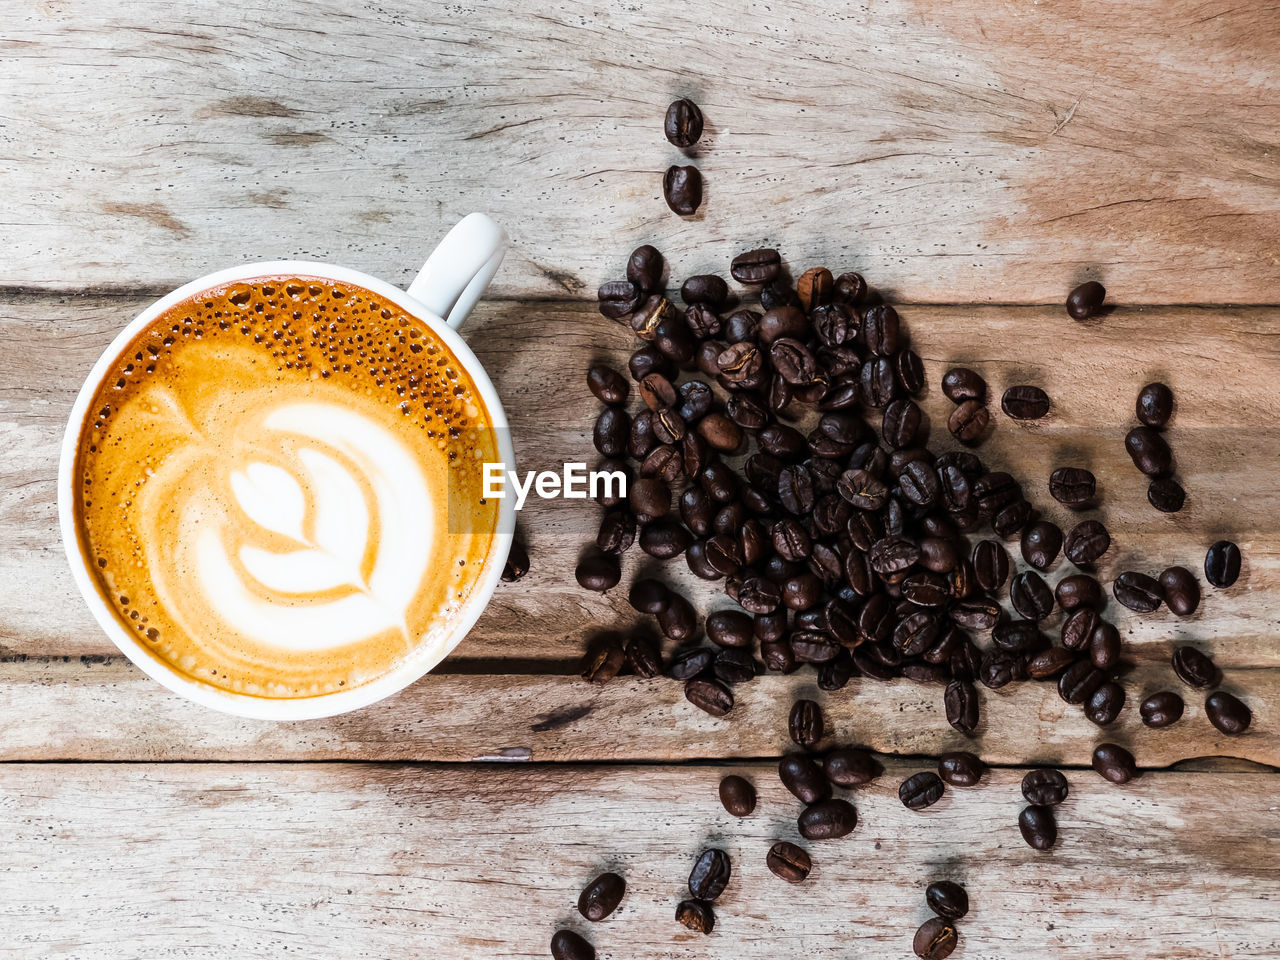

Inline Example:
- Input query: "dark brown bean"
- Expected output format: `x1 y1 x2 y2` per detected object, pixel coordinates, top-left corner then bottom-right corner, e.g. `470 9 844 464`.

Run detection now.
823 748 882 787
731 248 781 284
1205 691 1251 735
1136 381 1174 427
766 841 812 883
1049 467 1096 506
913 917 958 960
1021 520 1062 570
1140 690 1184 728
551 929 595 960
578 872 626 922
788 699 825 748
684 677 733 716
675 899 714 934
779 754 832 804
798 798 858 840
664 98 704 147
1019 805 1057 850
1001 385 1051 420
1172 645 1218 689
1021 769 1069 806
627 244 664 292
1092 742 1139 784
718 775 756 817
663 165 702 216
1066 280 1106 320
899 771 945 810
1124 426 1174 477
941 367 986 403
1112 571 1163 612
1065 519 1111 566
937 751 985 787
1159 565 1200 616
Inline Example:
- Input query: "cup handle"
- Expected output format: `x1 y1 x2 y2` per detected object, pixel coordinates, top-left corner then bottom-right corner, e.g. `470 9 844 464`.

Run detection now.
406 213 508 329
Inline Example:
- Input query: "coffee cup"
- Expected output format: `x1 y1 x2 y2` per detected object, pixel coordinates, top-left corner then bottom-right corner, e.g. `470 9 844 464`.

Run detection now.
58 213 516 720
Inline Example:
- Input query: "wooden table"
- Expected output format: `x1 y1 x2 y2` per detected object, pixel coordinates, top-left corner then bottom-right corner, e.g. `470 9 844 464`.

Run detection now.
2 2 1278 956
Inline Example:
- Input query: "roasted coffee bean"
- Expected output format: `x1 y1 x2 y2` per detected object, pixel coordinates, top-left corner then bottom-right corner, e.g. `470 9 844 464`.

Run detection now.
972 471 1021 517
597 279 643 321
667 647 714 682
685 541 722 581
685 677 733 716
861 304 900 355
770 337 818 386
640 519 693 559
902 571 951 609
1049 467 1096 506
1147 477 1186 513
1205 691 1251 735
894 611 941 658
1056 573 1102 611
893 348 926 394
1026 646 1075 679
791 631 840 664
1204 540 1242 588
937 465 972 515
596 510 635 553
917 536 958 574
992 499 1034 540
824 747 881 787
1125 426 1174 477
818 648 857 690
898 460 941 508
738 576 782 614
768 518 810 562
946 399 989 445
726 393 768 431
944 680 980 736
838 468 889 511
1092 743 1138 784
501 538 530 582
1021 521 1062 570
870 535 920 576
950 641 984 684
913 917 958 960
859 356 898 408
1058 659 1105 705
627 243 664 292
713 647 757 684
1112 571 1163 612
624 635 663 678
941 367 986 403
657 593 697 641
759 277 802 312
756 306 806 345
682 275 729 310
796 267 834 311
1088 621 1121 670
1065 519 1110 566
628 410 656 459
730 247 781 284
883 398 923 448
993 619 1042 654
979 650 1027 689
789 699 825 748
779 754 832 804
899 771 945 810
1021 769 1069 806
1159 565 1200 616
766 841 812 883
629 477 671 520
782 572 824 611
701 461 738 502
719 775 756 817
679 487 714 536
576 551 621 592
972 539 1010 592
630 342 675 380
761 422 809 461
630 293 676 340
1172 645 1218 688
592 407 629 457
810 303 856 348
663 164 702 216
902 661 950 685
688 848 731 901
937 751 984 787
706 609 753 648
761 639 796 674
947 598 999 632
675 899 715 934
926 880 969 921
654 315 696 362
831 271 866 304
628 578 670 615
1001 384 1050 420
1011 571 1055 621
798 798 858 840
1136 381 1174 428
683 303 721 339
1019 805 1057 851
587 365 629 406
651 407 686 445
550 929 595 960
1140 690 1185 728
578 872 626 922
664 97 704 147
581 634 625 684
1066 280 1106 320
1086 681 1126 726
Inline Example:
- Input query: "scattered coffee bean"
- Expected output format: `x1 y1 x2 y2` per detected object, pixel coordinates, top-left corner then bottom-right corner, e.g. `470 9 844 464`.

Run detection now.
1124 426 1174 477
1019 804 1057 850
1026 646 1075 679
797 267 834 311
628 578 670 614
663 165 702 216
942 367 986 403
1049 467 1096 506
1064 519 1111 566
675 899 715 934
1136 381 1173 428
1092 742 1139 784
685 677 733 717
627 244 664 292
664 98 704 148
1066 280 1106 320
789 699 825 748
913 916 958 960
1085 681 1126 726
624 635 663 678
937 751 984 787
1021 520 1063 570
577 872 626 922
581 634 625 684
688 848 731 901
1011 570 1055 621
1204 540 1242 588
597 280 643 320
587 365 630 405
1140 691 1184 728
592 407 630 457
551 929 595 960
823 747 882 787
1159 565 1200 616
925 880 969 921
899 771 945 810
682 274 729 309
1112 571 1163 612
1089 621 1121 670
731 248 782 284
972 539 1010 592
1001 385 1051 420
1055 573 1102 611
1021 769 1068 806
944 680 980 736
948 399 990 445
576 552 621 592
1205 691 1251 735
766 841 812 883
798 797 858 839
1058 660 1105 705
1172 645 1218 689
780 753 832 804
1147 477 1186 513
718 775 755 817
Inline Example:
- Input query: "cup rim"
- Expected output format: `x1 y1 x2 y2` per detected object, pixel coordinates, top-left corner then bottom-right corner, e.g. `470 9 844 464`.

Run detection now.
57 260 516 721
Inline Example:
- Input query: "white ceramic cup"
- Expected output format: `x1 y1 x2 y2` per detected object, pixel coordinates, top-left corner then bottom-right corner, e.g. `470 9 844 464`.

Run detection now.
58 213 516 721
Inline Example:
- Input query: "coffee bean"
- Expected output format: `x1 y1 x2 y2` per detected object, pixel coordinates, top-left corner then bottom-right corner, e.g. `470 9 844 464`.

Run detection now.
1066 280 1106 319
682 274 730 309
664 98 704 148
688 848 731 901
894 349 927 394
628 477 670 521
1159 565 1200 616
597 279 643 320
706 610 753 648
913 917 958 960
823 747 882 787
833 271 867 304
798 797 858 839
1112 571 1163 612
1147 477 1186 512
818 648 857 690
972 539 1010 592
627 244 664 293
937 751 984 786
624 635 663 678
1026 646 1075 679
1140 690 1184 728
947 400 989 445
1065 519 1110 566
1049 467 1096 506
730 248 781 284
1092 742 1139 784
1019 804 1057 850
630 342 675 380
663 165 702 216
685 677 733 716
944 680 980 736
1001 385 1050 420
630 294 676 341
1011 570 1055 621
859 356 897 408
1204 540 1242 588
667 646 714 681
974 471 1022 518
1124 426 1174 477
1055 573 1103 611
796 267 834 311
550 929 595 960
789 699 825 748
675 899 714 934
766 841 812 883
1021 520 1062 570
1058 659 1105 705
1021 768 1068 806
770 337 820 386
592 407 629 457
578 872 626 922
861 304 901 355
899 771 945 810
587 365 629 406
628 578 670 615
713 647 756 684
576 551 621 592
683 303 721 340
639 519 692 559
694 413 740 453
1089 620 1121 670
581 634 625 684
883 398 923 449
596 510 635 553
925 880 969 921
779 754 832 804
718 775 755 817
992 619 1041 655
501 538 530 582
1172 645 1218 689
1136 381 1173 427
1086 681 1126 726
1205 691 1251 735
942 367 986 403
838 468 889 511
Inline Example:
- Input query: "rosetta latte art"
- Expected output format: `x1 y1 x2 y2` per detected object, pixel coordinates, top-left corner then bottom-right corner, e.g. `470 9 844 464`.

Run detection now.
76 278 499 698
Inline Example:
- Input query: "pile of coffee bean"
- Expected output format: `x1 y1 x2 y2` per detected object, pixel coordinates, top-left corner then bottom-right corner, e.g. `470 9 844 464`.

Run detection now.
663 98 704 216
1125 380 1187 513
915 880 969 959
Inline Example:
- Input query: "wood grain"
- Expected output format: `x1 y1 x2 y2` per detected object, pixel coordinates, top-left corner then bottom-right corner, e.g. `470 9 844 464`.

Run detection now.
0 760 1274 958
0 658 1272 767
2 1 1279 301
4 296 1277 666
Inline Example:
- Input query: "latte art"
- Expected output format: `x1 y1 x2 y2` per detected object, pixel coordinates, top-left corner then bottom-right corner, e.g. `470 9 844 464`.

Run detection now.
75 278 499 698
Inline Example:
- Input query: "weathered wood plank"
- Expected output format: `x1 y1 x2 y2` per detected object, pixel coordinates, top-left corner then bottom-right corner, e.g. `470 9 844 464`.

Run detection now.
3 297 1277 666
0 659 1272 767
0 761 1275 958
2 1 1278 301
